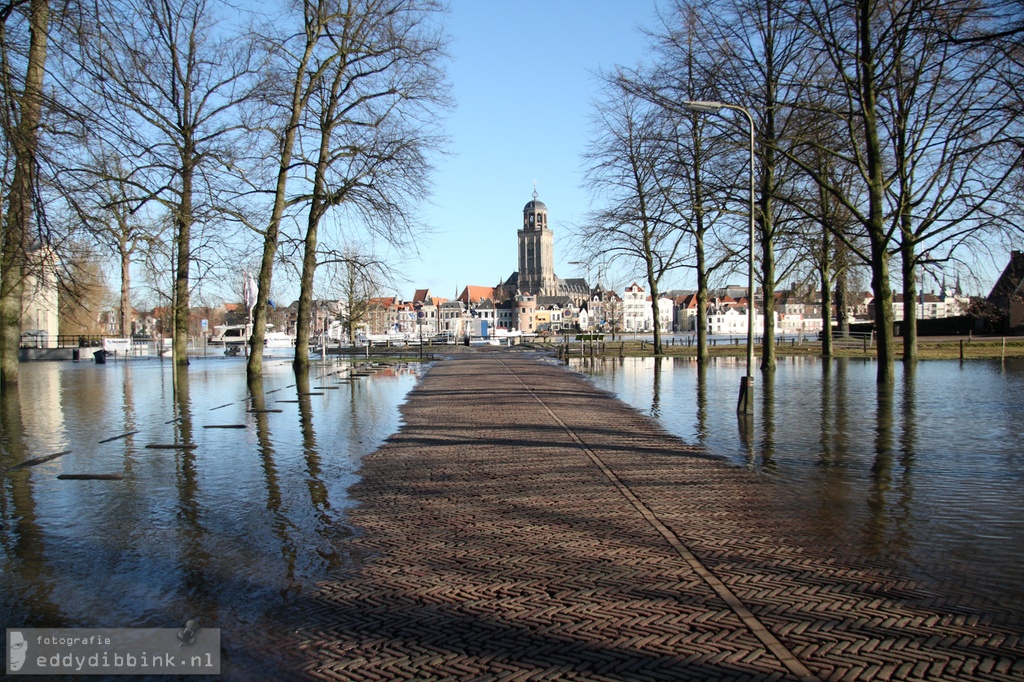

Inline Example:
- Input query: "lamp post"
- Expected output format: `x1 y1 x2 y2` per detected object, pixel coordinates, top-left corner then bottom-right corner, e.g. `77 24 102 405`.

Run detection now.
680 100 756 414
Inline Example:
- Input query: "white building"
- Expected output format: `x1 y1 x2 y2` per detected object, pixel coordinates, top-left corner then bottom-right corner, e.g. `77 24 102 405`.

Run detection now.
621 283 674 332
707 307 776 336
20 247 60 347
653 296 674 333
622 283 649 331
776 313 824 334
891 292 970 320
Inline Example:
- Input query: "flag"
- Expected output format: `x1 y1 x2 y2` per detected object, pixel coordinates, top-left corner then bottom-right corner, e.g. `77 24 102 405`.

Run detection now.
243 272 257 311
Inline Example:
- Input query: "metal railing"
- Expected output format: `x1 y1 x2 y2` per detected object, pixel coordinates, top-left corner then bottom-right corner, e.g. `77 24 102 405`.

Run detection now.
19 333 108 349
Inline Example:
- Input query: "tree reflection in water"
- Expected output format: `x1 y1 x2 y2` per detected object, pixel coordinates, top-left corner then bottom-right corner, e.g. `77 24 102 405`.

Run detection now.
0 359 417 656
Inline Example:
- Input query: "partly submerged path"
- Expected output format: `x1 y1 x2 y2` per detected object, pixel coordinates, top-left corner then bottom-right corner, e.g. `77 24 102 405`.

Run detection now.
286 354 1022 681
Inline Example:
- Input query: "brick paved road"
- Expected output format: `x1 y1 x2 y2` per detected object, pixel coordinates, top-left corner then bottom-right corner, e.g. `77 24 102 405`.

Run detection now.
282 354 1023 681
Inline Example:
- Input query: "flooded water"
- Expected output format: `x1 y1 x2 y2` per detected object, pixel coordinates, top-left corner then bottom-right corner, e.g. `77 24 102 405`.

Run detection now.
1 357 419 671
571 355 1024 606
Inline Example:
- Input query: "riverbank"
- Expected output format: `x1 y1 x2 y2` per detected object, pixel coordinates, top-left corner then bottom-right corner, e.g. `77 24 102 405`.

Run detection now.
529 335 1024 360
284 354 1023 681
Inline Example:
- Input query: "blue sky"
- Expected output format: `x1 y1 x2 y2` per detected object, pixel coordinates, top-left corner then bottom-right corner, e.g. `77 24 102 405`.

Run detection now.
394 0 660 300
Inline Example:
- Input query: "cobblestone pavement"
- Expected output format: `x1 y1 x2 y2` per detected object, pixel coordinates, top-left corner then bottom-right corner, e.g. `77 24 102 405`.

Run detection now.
283 354 1023 681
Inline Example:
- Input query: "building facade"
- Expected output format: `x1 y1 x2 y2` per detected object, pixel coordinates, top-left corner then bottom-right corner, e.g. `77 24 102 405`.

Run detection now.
517 192 557 297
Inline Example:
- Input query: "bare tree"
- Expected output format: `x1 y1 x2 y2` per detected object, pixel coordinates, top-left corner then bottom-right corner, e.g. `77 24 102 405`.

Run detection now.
288 0 450 371
334 246 385 343
71 149 166 336
624 6 740 363
70 0 258 366
780 0 899 384
245 0 334 378
579 79 689 356
0 0 49 385
702 0 814 370
782 0 1022 379
880 0 1022 361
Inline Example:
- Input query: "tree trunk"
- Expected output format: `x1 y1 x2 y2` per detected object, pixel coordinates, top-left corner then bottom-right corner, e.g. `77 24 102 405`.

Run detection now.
821 273 833 357
820 228 833 358
836 265 850 335
900 239 918 362
760 235 776 369
248 6 322 379
646 262 662 355
293 202 323 371
0 0 49 386
692 144 709 365
173 159 193 366
758 18 778 372
696 231 709 365
120 241 131 336
870 241 895 382
859 0 895 384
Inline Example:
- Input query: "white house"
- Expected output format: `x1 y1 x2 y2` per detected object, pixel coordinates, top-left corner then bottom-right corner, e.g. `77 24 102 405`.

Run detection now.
653 296 674 333
622 283 650 331
20 247 60 347
707 307 776 336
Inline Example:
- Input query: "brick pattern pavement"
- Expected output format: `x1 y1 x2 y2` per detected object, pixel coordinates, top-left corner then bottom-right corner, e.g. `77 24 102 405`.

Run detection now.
285 355 1024 681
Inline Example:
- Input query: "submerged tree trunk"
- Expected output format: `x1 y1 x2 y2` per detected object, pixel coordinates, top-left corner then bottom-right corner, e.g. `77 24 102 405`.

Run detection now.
646 261 663 356
760 234 776 369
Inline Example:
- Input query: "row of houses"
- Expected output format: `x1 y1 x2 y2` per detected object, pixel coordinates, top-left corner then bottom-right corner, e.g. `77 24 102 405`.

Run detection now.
353 279 981 339
19 252 1019 348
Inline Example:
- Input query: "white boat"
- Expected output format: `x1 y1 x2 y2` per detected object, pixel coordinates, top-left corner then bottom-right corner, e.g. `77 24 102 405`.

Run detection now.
210 324 295 348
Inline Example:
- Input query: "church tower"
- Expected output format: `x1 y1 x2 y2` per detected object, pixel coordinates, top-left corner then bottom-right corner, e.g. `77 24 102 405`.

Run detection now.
517 189 556 296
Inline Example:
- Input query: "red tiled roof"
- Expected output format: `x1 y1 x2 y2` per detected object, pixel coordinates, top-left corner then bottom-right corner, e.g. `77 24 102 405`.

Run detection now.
458 285 497 303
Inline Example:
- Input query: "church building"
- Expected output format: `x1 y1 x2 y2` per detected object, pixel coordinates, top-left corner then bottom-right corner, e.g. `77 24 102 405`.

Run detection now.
503 190 588 305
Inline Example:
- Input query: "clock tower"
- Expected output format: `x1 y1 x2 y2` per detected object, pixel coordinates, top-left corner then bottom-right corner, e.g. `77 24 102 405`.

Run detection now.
517 189 556 296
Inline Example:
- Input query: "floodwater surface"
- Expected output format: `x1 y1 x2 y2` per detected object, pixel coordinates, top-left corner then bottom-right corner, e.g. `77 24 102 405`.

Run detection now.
571 355 1024 606
1 357 419 673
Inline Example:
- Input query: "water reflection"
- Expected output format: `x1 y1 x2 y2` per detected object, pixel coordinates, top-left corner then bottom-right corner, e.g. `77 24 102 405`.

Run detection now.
650 356 663 418
572 355 1024 605
1 358 419 667
0 386 60 625
695 361 709 450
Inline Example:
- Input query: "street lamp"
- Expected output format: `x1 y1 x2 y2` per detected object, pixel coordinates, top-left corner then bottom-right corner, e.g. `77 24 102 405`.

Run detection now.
680 100 756 414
